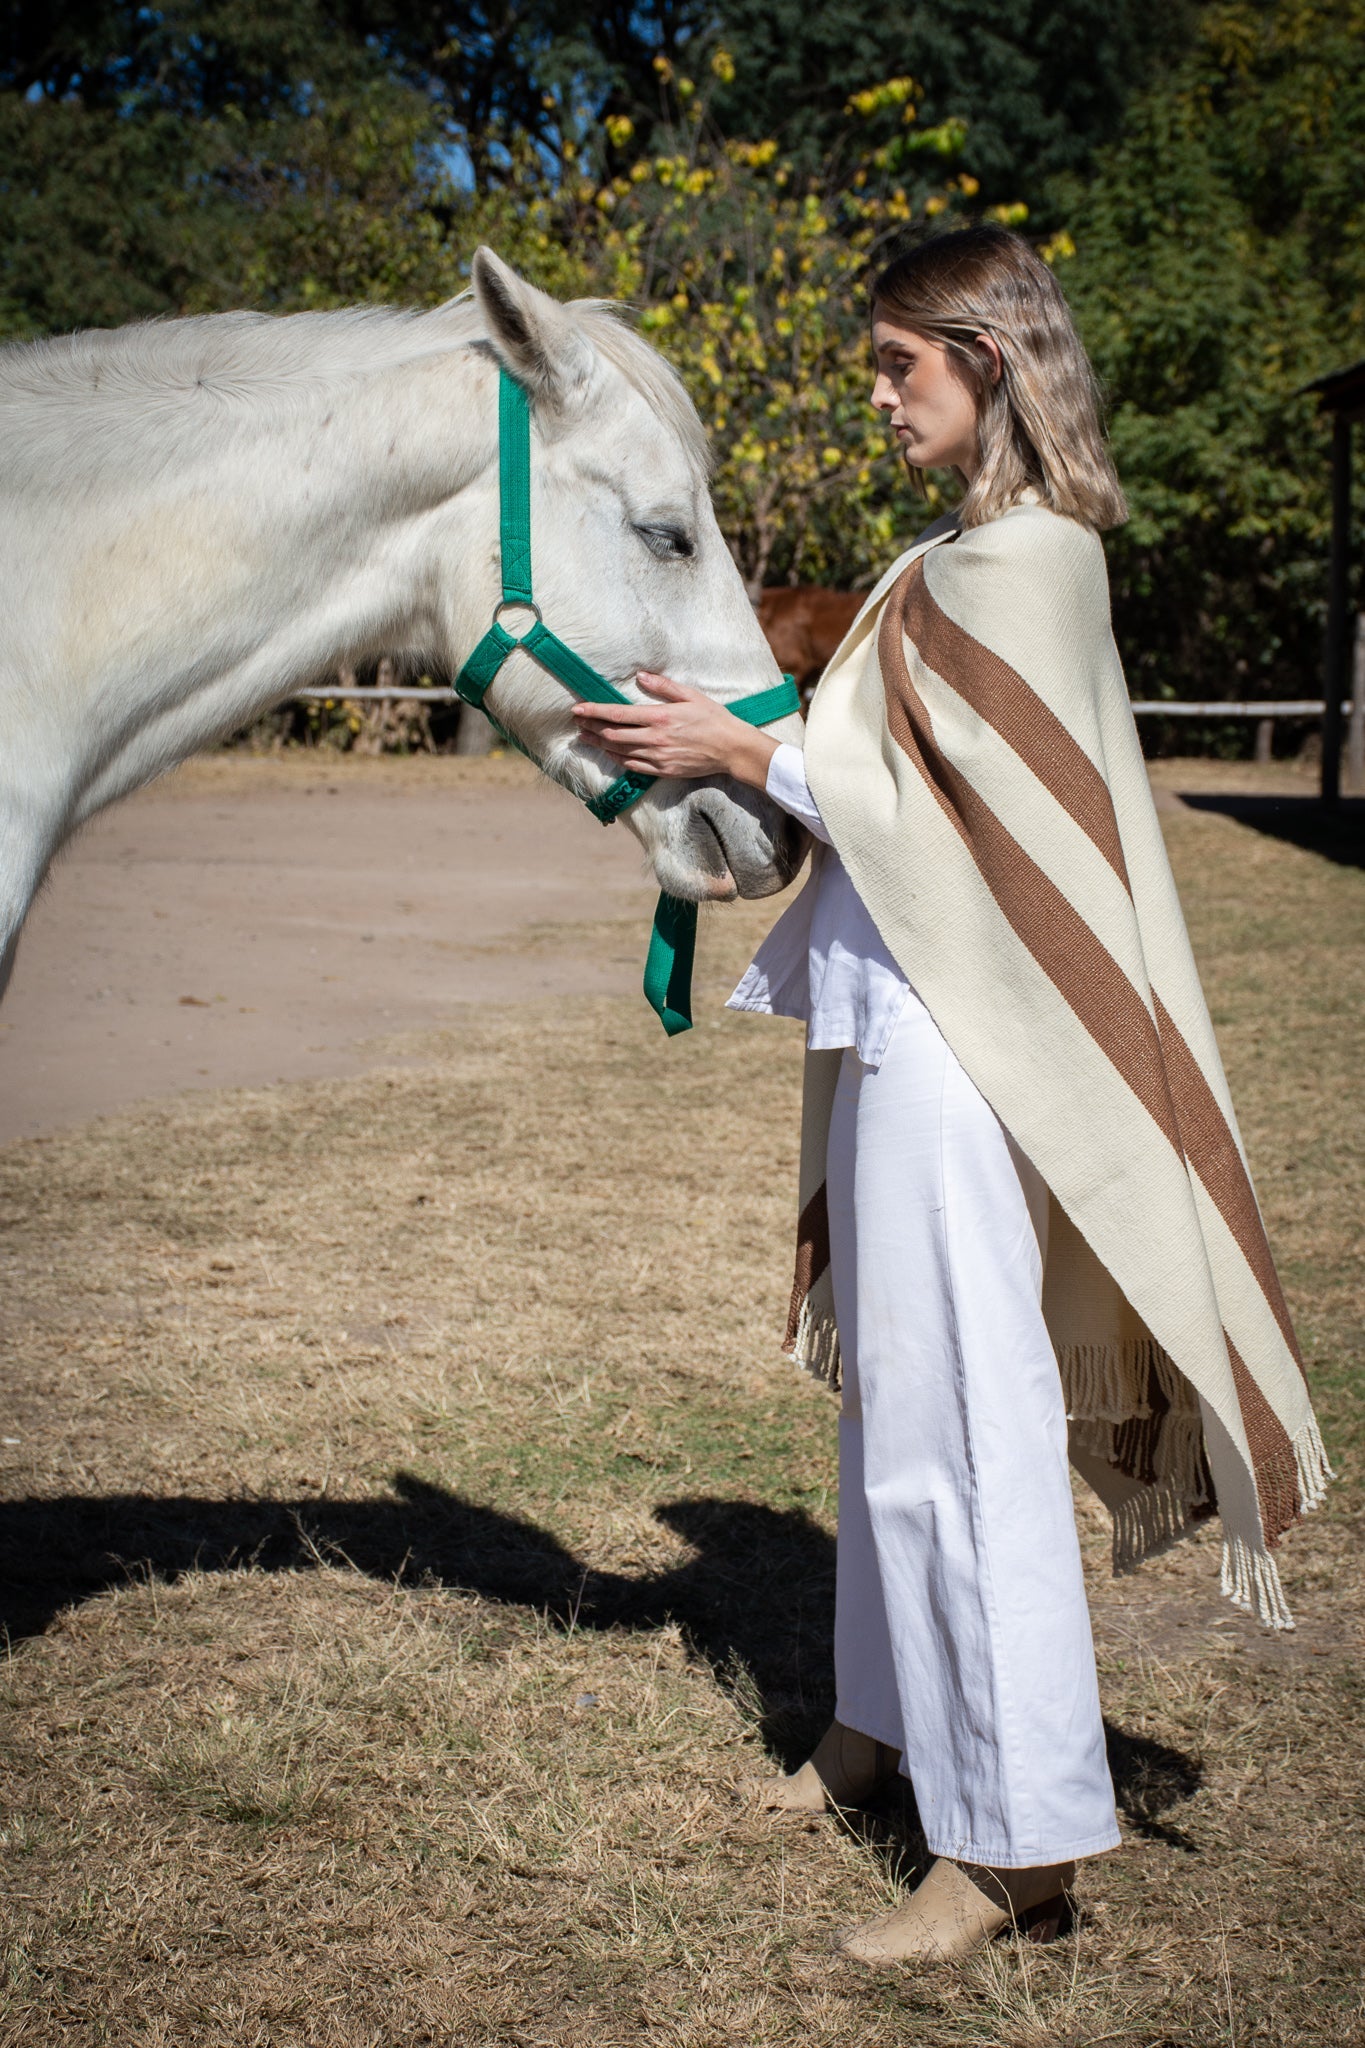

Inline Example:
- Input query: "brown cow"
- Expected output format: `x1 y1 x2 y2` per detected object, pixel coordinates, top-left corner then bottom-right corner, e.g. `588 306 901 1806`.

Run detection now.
756 586 863 697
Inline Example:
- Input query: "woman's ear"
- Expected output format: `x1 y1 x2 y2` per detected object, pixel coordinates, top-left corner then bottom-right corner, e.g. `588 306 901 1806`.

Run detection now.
974 333 1005 386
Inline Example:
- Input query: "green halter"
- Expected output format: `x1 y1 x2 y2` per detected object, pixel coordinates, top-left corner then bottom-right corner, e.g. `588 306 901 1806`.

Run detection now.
455 367 800 1035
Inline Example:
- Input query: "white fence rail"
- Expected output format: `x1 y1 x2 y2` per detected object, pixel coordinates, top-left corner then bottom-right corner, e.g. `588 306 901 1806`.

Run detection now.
290 688 1349 714
295 686 461 700
278 615 1365 792
281 688 1364 784
1129 700 1347 718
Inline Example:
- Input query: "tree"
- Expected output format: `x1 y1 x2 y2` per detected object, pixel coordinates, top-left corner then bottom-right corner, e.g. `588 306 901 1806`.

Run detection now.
344 0 714 185
705 0 1187 208
0 0 444 334
549 61 982 593
1054 0 1365 702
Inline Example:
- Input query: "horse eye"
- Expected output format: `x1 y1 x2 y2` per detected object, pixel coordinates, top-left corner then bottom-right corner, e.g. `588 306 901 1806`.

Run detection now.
636 523 695 561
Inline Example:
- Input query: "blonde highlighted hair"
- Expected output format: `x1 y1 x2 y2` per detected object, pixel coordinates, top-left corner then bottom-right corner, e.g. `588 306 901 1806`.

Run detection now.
871 225 1127 531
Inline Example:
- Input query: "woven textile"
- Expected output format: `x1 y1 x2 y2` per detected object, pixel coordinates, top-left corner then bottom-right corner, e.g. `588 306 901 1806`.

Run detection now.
786 503 1329 1628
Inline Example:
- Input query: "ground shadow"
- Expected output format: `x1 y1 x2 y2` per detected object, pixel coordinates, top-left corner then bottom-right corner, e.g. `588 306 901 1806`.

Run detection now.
1104 1722 1203 1852
0 1474 1199 1843
0 1477 837 1764
1177 792 1365 871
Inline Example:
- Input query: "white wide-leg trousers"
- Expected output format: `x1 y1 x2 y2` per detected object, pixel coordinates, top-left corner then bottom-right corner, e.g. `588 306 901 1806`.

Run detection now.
826 993 1121 1866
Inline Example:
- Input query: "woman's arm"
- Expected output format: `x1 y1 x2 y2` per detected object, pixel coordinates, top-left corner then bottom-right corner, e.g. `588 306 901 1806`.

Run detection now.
571 671 780 790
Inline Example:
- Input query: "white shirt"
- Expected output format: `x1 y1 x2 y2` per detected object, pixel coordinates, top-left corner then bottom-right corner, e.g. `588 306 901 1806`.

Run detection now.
726 742 913 1068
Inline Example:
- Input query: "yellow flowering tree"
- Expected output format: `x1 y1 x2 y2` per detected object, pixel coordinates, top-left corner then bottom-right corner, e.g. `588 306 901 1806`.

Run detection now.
556 58 986 593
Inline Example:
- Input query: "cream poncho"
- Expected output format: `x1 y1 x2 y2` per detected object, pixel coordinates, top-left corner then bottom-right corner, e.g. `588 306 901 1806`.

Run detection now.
785 503 1329 1629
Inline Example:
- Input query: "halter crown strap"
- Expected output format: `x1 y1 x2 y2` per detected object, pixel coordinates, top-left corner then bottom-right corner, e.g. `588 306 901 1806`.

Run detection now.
455 366 801 1035
498 369 534 608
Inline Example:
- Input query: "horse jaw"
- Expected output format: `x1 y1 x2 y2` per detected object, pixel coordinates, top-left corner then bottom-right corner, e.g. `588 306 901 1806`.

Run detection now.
631 781 807 903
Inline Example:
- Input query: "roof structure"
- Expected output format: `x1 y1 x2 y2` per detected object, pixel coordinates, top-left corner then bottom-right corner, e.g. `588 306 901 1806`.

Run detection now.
1303 358 1365 421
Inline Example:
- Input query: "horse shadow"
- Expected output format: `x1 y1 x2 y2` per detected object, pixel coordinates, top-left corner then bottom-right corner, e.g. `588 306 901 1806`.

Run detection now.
0 1473 1201 1854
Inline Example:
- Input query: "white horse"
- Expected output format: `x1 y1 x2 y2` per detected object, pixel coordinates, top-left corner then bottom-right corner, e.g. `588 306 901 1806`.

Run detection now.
0 249 805 999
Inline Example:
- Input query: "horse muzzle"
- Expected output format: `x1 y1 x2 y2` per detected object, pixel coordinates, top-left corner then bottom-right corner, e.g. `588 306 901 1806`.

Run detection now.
649 781 807 903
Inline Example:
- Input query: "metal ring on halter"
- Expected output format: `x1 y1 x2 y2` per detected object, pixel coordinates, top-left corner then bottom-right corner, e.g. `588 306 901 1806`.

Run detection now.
493 598 543 640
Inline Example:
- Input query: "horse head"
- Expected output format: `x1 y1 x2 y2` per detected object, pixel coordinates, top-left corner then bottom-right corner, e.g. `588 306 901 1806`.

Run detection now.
457 249 806 905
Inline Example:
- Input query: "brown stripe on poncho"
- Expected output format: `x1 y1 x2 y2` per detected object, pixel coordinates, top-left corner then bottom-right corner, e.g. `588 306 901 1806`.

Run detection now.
785 503 1328 1628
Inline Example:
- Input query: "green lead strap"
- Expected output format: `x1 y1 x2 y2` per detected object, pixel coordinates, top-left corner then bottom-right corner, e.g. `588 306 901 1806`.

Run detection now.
638 681 803 1038
643 893 698 1038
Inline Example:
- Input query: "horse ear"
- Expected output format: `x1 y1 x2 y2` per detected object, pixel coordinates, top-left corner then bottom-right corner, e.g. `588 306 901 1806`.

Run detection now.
471 248 599 416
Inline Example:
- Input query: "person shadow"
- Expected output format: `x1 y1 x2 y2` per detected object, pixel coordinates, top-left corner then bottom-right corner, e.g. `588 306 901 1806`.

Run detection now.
0 1473 1201 1865
1176 790 1365 871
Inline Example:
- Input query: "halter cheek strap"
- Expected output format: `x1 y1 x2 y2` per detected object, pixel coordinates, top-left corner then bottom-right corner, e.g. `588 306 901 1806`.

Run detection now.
454 368 801 1035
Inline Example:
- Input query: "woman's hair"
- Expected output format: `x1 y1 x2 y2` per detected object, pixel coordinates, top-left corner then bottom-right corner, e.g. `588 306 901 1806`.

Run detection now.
870 225 1127 531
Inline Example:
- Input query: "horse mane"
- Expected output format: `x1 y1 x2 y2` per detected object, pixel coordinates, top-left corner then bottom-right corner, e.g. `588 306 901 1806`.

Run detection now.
0 291 709 490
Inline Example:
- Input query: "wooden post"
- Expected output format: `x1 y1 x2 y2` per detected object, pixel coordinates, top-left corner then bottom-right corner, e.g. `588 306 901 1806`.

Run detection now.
1321 414 1352 804
1348 612 1365 795
456 705 497 756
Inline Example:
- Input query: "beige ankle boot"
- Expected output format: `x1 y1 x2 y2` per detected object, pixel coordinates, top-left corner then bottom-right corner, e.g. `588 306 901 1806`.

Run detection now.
838 1855 1076 1964
740 1720 901 1814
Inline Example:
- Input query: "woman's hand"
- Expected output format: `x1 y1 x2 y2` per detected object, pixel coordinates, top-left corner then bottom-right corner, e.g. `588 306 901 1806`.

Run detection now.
571 671 780 790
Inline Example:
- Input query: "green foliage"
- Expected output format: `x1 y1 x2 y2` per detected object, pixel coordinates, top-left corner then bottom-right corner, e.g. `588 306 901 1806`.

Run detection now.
1056 0 1365 699
330 0 1179 205
335 0 706 187
2 0 1361 703
0 93 210 336
0 1 448 331
707 0 1184 206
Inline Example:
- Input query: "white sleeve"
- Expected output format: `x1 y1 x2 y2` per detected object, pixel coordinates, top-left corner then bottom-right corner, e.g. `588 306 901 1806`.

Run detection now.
765 742 833 845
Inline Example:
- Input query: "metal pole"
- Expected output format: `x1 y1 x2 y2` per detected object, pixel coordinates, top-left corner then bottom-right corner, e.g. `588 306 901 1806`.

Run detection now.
1321 414 1352 804
1348 612 1365 795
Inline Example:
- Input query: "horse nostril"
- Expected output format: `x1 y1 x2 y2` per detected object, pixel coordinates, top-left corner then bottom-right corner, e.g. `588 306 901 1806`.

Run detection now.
688 808 729 878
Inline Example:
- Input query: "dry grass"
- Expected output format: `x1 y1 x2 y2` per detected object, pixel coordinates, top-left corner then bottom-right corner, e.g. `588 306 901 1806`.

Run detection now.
1 771 1362 2045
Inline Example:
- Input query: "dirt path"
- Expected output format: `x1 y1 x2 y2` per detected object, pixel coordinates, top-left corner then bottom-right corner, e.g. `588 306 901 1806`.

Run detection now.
0 754 665 1143
0 750 1323 1148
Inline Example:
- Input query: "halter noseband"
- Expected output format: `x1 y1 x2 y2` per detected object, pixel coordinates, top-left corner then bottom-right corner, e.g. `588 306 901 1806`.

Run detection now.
454 367 800 1035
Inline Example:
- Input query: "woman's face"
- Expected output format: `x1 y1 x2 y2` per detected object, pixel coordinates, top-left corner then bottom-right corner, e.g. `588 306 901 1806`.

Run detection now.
870 312 987 480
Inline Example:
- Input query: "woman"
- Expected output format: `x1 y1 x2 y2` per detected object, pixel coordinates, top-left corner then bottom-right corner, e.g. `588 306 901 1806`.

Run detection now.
573 226 1327 1965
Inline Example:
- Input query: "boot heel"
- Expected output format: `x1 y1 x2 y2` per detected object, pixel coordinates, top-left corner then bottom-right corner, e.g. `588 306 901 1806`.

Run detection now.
1017 1890 1075 1944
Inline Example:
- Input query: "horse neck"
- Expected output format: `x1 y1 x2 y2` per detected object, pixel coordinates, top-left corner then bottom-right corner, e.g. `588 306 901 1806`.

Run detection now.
3 337 500 828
